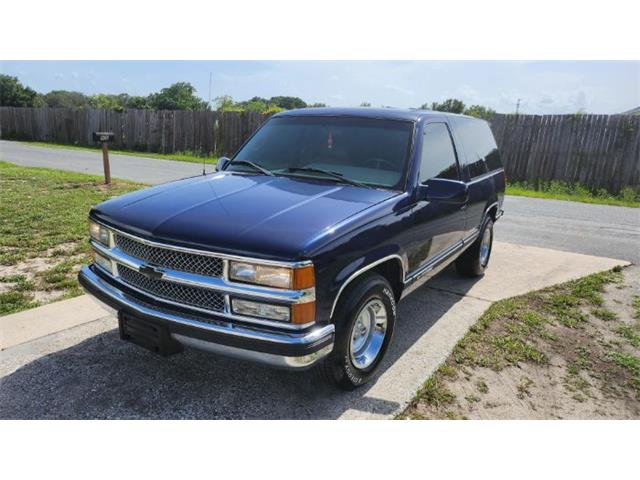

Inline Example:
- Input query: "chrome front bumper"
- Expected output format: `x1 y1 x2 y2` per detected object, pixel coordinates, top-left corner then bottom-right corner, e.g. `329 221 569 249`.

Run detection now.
79 266 334 370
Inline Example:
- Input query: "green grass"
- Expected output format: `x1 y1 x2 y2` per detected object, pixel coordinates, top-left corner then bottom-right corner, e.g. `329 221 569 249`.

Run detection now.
18 141 218 165
0 161 146 315
591 307 618 322
633 295 640 320
616 324 640 348
507 181 640 208
606 351 640 396
0 274 37 315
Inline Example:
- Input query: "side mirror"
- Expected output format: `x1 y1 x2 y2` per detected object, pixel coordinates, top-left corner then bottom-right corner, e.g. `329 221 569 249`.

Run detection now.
418 178 468 204
216 157 231 172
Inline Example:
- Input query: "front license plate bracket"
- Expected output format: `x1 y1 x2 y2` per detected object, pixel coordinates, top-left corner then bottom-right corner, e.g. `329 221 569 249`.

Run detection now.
119 313 183 356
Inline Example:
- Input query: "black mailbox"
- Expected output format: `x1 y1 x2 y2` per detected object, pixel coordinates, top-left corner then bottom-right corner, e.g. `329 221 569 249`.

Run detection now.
93 131 115 143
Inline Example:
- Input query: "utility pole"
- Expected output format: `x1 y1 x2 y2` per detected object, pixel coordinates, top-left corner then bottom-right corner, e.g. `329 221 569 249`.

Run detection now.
208 72 213 109
515 98 521 115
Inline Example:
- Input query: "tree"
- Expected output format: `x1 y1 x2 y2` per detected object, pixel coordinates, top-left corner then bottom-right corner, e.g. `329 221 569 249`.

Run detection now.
424 98 466 114
43 90 89 108
214 95 237 112
126 95 150 110
0 75 40 107
360 101 371 107
89 94 124 111
269 96 306 110
464 104 496 120
147 82 209 111
308 102 327 108
244 98 269 112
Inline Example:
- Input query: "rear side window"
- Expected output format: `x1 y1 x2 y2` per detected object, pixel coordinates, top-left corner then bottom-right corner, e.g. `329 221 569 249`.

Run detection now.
420 123 459 182
454 117 502 178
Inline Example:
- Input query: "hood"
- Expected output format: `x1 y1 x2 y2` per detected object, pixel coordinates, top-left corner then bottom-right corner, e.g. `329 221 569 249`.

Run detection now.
91 172 396 259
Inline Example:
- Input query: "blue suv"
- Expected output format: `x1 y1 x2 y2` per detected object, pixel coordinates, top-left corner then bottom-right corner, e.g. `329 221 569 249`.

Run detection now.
79 108 504 389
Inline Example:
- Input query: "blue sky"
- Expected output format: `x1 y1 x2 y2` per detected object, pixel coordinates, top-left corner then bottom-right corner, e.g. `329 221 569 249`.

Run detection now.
1 61 638 114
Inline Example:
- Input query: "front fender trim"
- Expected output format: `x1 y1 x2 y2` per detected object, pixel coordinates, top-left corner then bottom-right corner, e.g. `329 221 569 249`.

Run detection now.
329 254 405 319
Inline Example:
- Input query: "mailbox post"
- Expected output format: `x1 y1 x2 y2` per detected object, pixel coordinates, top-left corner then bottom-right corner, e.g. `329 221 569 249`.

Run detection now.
92 132 115 184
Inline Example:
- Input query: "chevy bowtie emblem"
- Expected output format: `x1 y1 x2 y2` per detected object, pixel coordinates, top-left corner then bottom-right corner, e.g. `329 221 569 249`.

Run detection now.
139 265 163 280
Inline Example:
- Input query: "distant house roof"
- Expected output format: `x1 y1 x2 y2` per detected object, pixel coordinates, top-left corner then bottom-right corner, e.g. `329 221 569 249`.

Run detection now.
622 106 640 115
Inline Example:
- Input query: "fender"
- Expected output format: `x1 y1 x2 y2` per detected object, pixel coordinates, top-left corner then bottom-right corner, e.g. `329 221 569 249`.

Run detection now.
329 253 406 319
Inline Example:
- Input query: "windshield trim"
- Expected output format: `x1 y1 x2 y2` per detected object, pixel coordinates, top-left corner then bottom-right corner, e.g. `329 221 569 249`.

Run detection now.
228 115 417 192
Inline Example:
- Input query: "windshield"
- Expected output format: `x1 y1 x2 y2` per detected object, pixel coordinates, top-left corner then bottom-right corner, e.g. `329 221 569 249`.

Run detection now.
228 116 414 189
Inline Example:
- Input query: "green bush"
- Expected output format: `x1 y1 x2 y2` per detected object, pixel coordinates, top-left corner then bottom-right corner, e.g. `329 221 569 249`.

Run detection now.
620 186 639 202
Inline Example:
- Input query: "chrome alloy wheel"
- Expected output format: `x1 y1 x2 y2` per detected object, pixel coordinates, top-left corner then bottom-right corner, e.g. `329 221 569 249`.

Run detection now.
349 298 388 370
479 227 492 266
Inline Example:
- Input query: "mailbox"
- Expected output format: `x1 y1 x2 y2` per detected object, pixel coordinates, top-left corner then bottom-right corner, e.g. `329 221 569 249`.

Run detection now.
93 131 114 185
93 131 115 143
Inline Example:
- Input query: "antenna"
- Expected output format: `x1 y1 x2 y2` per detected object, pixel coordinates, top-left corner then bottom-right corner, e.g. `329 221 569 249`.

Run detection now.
515 98 521 115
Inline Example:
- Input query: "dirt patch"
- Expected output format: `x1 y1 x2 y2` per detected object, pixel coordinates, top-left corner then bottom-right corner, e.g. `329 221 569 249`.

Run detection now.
0 241 88 315
0 242 81 276
400 266 640 420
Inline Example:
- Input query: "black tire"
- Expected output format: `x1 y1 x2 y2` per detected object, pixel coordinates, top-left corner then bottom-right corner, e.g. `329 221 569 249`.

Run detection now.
317 273 397 390
456 218 494 277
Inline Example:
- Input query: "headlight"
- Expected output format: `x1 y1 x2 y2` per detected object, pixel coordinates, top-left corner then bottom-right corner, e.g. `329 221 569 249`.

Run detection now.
229 261 315 290
231 299 291 322
89 220 111 246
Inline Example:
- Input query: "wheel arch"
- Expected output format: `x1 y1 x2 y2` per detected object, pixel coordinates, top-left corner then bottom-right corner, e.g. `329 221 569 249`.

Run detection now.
329 255 405 320
485 200 499 222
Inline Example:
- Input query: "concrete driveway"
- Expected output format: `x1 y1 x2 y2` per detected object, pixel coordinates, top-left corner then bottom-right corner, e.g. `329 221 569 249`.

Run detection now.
2 140 639 263
0 242 626 419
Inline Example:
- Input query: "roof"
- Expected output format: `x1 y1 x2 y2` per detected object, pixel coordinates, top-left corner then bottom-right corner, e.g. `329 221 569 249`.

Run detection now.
273 107 467 122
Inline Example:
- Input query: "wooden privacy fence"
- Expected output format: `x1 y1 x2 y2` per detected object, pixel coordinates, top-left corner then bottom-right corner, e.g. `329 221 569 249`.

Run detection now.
0 107 270 157
490 113 640 194
1 107 639 193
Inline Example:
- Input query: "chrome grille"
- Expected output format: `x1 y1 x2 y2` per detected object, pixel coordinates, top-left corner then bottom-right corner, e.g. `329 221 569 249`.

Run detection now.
118 265 225 312
115 234 223 277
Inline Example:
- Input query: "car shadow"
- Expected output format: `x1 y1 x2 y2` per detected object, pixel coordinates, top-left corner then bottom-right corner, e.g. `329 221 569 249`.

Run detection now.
0 266 482 419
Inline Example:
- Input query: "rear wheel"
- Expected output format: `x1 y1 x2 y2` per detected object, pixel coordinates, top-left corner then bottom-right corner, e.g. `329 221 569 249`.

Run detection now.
317 273 396 390
456 218 494 277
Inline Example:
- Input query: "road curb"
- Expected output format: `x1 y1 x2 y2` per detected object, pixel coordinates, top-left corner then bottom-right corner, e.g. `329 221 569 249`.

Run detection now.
0 295 109 350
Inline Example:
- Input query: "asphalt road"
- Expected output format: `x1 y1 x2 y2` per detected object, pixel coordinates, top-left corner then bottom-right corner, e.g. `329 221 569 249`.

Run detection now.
0 140 206 184
495 196 639 264
2 140 638 263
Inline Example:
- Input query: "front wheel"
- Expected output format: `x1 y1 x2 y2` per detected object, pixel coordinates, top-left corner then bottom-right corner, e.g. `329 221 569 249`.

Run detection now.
317 273 396 390
456 218 494 277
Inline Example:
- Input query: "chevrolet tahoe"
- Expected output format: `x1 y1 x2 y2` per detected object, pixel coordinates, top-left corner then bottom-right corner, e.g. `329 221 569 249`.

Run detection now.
79 107 505 390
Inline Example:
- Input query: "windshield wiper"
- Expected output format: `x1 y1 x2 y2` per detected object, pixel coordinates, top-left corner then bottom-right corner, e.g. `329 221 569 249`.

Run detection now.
284 167 370 188
229 160 275 176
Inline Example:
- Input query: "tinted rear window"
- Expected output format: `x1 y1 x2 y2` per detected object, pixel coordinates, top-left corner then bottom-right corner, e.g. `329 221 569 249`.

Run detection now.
454 117 502 177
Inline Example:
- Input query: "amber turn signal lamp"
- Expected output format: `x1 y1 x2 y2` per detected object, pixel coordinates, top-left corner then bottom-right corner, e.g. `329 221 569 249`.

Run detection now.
291 302 316 324
293 265 315 290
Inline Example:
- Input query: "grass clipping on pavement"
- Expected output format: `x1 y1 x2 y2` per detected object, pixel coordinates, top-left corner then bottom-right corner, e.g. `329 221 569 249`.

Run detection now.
399 266 640 419
0 161 145 315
